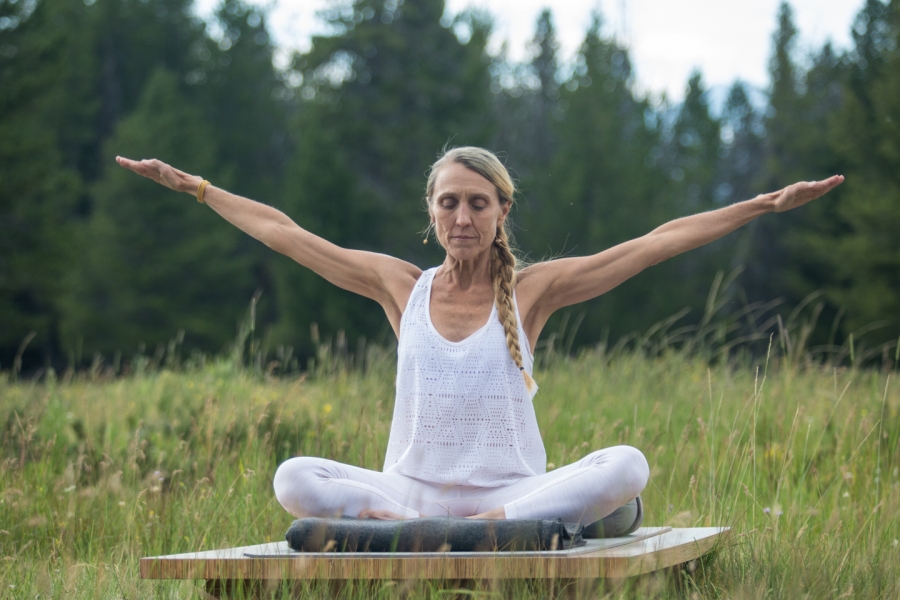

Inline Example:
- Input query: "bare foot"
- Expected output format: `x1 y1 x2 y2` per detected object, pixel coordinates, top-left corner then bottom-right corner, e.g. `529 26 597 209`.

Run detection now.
466 507 506 520
358 508 411 520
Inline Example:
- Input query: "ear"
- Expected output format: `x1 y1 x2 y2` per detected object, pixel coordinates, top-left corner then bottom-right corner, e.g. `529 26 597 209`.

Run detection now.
498 201 510 224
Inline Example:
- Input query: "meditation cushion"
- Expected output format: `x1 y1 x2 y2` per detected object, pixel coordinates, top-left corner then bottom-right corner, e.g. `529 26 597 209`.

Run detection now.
285 517 585 552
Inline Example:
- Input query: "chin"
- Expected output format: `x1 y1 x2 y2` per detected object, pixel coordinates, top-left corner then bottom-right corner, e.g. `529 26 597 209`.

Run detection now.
447 248 484 261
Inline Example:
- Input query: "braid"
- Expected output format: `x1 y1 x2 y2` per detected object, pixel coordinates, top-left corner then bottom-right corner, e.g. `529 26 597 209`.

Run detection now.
491 227 538 394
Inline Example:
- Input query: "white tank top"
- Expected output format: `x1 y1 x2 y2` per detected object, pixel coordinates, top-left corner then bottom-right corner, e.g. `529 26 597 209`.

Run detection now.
383 267 546 486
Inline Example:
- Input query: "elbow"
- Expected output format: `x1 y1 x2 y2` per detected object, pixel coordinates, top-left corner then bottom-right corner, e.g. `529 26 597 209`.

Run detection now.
643 233 672 266
262 222 291 254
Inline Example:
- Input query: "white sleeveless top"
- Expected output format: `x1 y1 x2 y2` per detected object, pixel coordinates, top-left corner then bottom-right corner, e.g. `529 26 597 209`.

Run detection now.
383 267 546 486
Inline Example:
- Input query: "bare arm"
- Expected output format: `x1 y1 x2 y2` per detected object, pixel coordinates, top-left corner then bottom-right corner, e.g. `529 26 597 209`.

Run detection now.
115 157 421 334
518 175 844 343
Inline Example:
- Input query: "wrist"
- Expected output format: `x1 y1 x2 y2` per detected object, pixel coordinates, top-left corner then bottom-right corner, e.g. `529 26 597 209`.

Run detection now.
753 192 777 214
184 175 204 195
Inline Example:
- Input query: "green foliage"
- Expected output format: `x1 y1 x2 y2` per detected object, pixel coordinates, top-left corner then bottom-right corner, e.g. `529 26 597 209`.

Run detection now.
671 71 721 210
275 116 382 358
719 82 766 204
525 8 561 167
88 0 207 131
0 0 87 367
820 0 900 339
274 0 494 352
517 17 703 343
62 68 253 356
198 0 287 203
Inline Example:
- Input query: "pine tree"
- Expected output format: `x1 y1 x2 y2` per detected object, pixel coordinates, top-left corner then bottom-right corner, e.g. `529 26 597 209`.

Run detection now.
765 2 807 185
274 111 370 357
62 68 253 357
510 9 561 225
193 0 289 329
529 9 560 167
665 71 738 313
719 81 766 205
717 82 766 274
90 0 207 139
670 71 721 212
815 0 900 342
0 0 87 367
199 0 287 202
742 2 844 307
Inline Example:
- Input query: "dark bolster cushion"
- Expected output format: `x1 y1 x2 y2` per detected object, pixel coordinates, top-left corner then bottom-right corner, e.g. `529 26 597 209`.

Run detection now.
285 517 585 552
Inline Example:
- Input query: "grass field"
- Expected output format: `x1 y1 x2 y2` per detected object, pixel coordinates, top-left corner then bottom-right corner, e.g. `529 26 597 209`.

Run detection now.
2 341 899 598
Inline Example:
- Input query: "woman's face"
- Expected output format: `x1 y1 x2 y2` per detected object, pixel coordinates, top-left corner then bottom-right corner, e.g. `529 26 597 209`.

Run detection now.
429 162 509 262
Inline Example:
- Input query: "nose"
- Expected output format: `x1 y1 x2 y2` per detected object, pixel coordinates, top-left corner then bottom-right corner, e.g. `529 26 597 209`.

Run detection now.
455 203 473 228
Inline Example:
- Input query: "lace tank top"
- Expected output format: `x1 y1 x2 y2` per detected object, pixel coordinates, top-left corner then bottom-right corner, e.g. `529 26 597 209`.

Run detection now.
383 267 546 486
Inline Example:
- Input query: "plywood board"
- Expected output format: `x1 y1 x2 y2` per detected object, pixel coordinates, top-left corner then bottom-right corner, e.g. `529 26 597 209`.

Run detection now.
140 527 728 581
243 526 671 558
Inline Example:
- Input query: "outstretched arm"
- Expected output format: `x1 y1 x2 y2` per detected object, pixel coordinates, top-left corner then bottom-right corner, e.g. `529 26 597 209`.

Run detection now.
518 175 844 343
115 157 421 334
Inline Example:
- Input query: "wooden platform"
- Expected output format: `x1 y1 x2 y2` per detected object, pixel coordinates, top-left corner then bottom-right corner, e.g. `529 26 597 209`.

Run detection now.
142 526 728 596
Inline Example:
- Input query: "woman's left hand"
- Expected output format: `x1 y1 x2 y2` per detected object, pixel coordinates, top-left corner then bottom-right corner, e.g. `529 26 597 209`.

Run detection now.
770 175 844 213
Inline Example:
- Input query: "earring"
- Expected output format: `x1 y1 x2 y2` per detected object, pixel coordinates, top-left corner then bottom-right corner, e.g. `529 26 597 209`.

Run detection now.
423 221 434 244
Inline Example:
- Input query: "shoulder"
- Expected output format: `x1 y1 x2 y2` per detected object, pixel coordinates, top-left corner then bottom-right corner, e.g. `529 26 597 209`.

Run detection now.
379 257 423 285
371 256 422 313
515 261 556 292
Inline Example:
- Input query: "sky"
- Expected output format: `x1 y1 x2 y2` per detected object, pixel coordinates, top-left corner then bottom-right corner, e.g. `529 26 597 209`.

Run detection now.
194 0 866 101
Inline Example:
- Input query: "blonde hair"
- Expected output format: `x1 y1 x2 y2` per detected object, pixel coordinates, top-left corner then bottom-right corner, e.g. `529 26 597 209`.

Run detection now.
425 147 537 394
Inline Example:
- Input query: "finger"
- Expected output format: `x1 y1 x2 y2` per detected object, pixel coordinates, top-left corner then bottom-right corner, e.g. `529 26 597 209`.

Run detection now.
813 175 844 195
116 156 164 183
815 174 842 185
117 156 155 175
116 156 142 170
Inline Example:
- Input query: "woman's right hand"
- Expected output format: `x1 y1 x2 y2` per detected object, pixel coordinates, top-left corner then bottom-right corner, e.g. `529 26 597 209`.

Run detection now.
116 156 203 195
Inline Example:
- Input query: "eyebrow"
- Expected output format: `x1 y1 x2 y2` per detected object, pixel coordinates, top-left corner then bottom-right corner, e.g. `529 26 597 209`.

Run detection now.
435 190 493 203
437 191 489 198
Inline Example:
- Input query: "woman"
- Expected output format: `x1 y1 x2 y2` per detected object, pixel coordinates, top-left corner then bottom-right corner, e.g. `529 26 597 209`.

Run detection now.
117 147 842 527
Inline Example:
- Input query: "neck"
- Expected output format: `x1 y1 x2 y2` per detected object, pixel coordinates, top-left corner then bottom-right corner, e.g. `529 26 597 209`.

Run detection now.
438 249 493 290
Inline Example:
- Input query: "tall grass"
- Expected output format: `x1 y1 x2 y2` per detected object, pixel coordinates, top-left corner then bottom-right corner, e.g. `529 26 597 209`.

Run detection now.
1 313 899 597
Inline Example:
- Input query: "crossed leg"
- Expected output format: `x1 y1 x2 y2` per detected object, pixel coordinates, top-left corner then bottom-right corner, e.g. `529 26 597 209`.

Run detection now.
273 445 649 526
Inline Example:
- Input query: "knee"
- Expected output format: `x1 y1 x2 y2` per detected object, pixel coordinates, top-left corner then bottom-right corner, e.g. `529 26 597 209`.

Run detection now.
617 445 650 495
273 456 331 517
587 445 650 497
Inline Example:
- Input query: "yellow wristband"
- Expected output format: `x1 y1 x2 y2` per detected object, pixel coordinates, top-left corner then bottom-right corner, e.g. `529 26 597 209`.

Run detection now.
197 180 210 204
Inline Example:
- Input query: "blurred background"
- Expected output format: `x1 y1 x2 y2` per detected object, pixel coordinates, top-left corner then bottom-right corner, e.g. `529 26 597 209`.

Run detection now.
1 0 898 373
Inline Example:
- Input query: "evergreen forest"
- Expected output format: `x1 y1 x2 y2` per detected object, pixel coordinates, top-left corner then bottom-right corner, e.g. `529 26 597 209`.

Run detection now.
2 0 899 372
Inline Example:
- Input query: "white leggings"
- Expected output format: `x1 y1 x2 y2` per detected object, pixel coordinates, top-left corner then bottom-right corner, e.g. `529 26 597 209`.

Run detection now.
273 445 649 526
